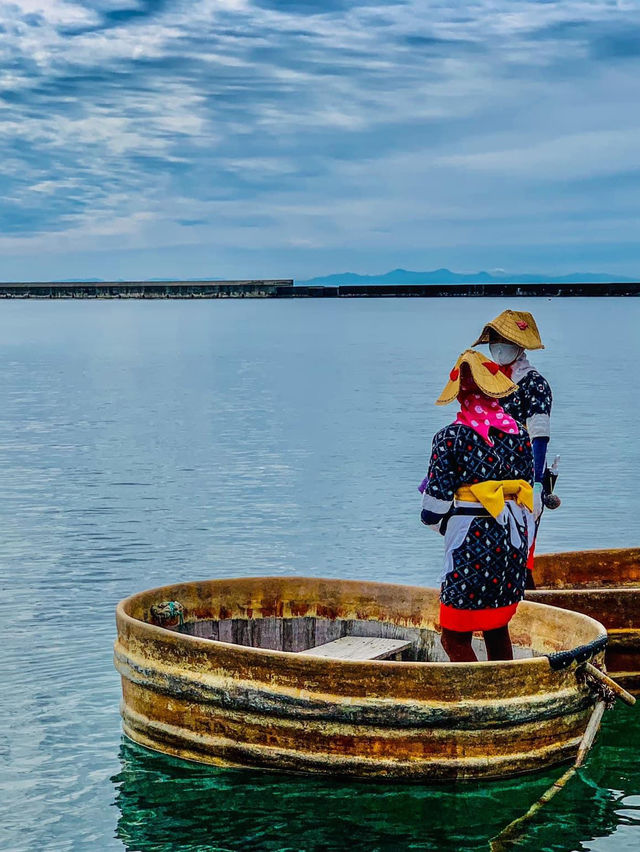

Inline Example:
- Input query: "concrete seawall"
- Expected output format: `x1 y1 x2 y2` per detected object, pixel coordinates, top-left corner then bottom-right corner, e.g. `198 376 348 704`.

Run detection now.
0 280 639 298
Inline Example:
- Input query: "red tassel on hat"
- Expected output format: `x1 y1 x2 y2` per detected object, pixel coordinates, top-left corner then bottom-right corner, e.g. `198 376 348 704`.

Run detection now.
517 320 528 330
449 368 459 381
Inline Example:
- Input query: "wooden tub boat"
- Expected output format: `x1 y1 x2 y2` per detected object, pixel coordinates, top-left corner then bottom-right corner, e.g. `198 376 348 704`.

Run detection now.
114 576 607 781
529 547 640 693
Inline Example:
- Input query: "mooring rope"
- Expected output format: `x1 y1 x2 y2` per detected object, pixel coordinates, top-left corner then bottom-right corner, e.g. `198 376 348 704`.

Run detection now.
545 634 608 671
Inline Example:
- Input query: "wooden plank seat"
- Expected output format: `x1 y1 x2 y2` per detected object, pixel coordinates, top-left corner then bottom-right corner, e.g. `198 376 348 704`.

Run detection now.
297 636 412 661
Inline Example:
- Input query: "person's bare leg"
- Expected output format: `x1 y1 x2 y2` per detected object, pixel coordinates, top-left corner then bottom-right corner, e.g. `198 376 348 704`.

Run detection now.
441 628 478 662
483 625 513 661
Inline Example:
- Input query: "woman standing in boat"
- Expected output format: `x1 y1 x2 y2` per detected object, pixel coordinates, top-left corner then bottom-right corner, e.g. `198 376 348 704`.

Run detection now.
473 310 552 581
419 350 535 663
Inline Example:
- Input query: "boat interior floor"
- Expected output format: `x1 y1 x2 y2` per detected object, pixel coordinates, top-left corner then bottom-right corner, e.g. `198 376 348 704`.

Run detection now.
176 615 538 662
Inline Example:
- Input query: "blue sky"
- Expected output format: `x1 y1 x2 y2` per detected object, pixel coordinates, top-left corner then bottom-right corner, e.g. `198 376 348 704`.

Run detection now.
0 0 639 281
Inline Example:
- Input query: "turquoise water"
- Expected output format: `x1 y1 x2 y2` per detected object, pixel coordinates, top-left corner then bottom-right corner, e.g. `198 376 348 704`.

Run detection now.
1 298 639 851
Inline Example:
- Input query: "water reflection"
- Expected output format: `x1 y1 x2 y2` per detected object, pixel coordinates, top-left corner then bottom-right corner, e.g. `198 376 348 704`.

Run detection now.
111 705 639 852
2 298 640 850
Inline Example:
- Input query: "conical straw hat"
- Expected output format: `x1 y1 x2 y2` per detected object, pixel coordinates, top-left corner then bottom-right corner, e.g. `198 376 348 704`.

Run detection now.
472 310 544 350
436 349 518 405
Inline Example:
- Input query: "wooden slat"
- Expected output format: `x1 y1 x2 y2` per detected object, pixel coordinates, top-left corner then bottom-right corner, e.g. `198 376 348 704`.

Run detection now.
298 636 412 661
283 617 316 652
252 617 284 651
313 617 345 648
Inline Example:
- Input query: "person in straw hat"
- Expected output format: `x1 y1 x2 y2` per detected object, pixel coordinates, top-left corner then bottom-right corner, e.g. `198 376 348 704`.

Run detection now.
419 350 535 662
473 310 553 583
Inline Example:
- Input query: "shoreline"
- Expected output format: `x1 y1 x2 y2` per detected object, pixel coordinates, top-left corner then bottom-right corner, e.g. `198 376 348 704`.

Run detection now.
0 279 639 298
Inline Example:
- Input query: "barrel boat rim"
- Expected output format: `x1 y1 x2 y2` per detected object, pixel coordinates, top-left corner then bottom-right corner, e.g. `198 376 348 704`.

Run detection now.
116 575 607 672
532 587 639 596
539 545 640 557
116 575 609 780
534 546 640 591
531 547 640 692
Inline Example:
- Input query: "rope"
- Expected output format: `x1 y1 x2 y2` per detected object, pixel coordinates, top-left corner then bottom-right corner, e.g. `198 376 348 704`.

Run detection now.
577 663 617 709
546 634 608 671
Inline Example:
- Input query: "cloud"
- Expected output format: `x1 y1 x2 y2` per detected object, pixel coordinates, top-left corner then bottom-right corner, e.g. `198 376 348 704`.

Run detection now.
437 129 640 181
0 0 639 278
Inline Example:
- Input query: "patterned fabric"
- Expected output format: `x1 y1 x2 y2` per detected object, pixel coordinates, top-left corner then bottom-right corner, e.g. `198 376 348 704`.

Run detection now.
454 384 519 446
501 369 552 435
440 510 529 610
423 423 534 503
421 422 534 612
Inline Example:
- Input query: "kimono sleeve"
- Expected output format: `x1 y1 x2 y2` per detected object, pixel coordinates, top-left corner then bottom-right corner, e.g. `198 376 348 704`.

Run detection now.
421 429 457 530
524 373 552 440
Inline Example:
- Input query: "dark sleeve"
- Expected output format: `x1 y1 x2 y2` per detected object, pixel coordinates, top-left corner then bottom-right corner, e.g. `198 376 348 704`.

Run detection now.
420 429 457 532
515 429 535 485
526 374 552 417
523 373 552 439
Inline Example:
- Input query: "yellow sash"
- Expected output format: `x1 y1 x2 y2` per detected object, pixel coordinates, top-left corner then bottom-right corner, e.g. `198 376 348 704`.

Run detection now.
454 479 533 519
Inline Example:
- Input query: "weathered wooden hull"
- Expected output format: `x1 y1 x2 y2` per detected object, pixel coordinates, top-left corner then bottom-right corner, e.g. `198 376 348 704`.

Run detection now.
529 548 640 693
115 576 606 781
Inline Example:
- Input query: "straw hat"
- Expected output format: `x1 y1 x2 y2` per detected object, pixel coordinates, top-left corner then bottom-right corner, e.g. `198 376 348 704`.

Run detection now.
436 349 518 405
472 310 544 350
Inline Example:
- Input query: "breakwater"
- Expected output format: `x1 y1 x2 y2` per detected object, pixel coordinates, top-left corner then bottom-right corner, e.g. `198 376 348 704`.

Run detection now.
0 280 639 298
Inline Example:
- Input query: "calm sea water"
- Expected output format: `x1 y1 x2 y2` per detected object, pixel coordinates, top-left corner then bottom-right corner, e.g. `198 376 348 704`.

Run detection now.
1 297 639 851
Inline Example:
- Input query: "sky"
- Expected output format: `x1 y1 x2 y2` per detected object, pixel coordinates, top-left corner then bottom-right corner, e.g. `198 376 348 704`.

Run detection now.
0 0 639 281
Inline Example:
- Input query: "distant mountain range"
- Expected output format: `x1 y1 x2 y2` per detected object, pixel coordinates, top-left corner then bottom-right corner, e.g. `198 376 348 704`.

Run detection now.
51 269 635 286
297 268 635 286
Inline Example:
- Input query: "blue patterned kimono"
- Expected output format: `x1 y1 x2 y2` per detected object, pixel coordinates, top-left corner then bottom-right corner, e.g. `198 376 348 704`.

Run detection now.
421 423 535 613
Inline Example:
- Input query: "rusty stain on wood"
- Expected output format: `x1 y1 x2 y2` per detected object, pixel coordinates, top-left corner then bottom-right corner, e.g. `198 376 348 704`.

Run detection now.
529 547 640 692
115 576 607 780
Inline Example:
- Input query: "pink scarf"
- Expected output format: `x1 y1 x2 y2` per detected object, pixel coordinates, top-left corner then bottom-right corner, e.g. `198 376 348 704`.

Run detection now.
454 381 519 446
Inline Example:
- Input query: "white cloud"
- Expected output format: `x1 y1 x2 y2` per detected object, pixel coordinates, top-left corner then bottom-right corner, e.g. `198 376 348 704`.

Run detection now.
0 0 639 276
437 129 640 180
0 0 98 27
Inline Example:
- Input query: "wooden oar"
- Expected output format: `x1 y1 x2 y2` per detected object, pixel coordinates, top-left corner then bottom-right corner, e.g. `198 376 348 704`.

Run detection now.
489 700 606 851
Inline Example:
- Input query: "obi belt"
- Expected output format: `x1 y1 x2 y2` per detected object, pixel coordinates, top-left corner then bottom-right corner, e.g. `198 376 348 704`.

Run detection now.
439 478 535 582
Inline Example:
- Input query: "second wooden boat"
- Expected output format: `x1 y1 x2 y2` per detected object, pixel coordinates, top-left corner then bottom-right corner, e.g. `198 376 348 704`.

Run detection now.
114 576 608 781
528 547 640 692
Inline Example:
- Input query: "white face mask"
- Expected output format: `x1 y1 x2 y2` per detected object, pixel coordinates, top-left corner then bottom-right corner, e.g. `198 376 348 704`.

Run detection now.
489 342 522 366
